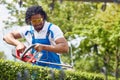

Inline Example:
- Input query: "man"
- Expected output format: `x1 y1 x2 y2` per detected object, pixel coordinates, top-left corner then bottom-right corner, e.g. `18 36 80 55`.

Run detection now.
3 5 69 69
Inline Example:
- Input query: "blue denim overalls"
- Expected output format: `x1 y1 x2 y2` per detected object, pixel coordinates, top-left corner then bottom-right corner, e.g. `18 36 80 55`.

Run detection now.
25 23 61 69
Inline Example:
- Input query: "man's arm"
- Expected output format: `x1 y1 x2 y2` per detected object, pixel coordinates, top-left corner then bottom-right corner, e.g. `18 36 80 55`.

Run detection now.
3 31 22 46
3 31 26 53
34 37 69 54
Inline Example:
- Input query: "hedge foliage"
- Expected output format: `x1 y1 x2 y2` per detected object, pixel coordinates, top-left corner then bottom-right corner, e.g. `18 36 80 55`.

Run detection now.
0 59 116 80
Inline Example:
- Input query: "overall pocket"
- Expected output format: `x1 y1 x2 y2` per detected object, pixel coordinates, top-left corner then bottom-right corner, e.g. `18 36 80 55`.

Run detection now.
40 50 48 60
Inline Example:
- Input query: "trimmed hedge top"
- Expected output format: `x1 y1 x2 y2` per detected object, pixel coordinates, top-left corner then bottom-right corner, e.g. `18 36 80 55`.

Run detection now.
0 59 116 80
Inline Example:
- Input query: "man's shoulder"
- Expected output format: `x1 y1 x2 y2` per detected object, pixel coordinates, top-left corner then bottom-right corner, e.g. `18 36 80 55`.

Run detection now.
51 24 60 31
44 21 61 32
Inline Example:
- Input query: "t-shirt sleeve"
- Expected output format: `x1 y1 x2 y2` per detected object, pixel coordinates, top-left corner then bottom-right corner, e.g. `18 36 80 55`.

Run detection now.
18 26 29 38
51 25 64 41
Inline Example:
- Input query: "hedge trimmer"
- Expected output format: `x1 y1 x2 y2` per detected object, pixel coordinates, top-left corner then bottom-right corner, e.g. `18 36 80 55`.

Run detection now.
12 44 73 68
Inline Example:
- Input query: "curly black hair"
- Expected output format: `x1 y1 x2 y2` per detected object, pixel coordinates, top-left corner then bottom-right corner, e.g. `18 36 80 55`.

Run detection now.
25 5 47 25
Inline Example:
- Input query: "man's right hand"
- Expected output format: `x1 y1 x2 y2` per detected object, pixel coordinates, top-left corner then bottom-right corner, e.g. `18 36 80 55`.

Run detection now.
16 43 26 53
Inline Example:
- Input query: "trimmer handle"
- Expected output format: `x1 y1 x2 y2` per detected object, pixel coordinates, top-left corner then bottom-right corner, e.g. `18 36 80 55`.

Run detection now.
20 44 36 59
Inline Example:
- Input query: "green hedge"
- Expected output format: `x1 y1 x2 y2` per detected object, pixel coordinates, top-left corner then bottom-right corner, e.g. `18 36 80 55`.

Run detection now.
0 59 115 80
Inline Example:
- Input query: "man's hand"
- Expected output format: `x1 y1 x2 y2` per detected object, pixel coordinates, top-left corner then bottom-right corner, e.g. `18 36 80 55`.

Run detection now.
16 43 26 53
34 44 43 52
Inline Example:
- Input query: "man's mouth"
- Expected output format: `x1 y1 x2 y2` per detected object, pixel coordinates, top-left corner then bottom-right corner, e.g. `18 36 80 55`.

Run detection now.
34 24 43 31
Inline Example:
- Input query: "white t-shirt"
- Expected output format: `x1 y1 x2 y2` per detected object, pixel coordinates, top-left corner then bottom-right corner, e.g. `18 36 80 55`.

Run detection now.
18 21 64 46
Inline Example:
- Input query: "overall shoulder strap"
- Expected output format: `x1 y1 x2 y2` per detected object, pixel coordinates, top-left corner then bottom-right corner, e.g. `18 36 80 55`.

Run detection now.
48 23 52 31
46 23 54 38
30 25 35 39
25 25 34 38
25 25 35 44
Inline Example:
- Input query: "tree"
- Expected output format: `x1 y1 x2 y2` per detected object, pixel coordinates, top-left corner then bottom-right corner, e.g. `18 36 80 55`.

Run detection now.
0 51 6 59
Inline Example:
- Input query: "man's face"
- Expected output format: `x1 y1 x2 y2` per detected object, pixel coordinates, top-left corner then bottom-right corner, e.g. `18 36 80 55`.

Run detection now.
30 14 44 31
